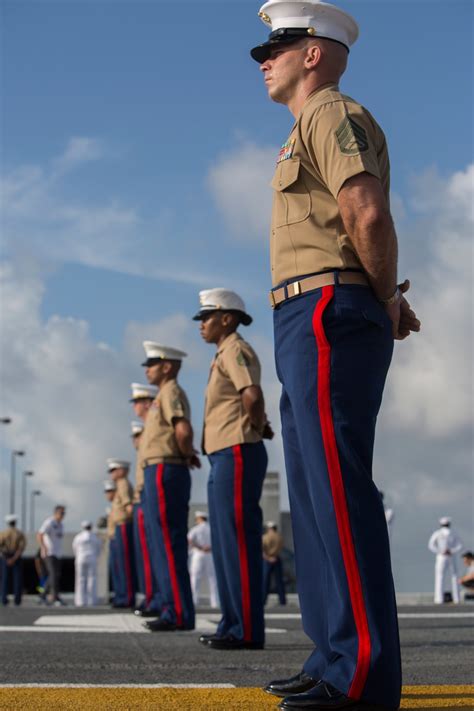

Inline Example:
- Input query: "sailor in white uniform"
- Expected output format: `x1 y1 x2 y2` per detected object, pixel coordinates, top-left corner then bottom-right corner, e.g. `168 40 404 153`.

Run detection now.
72 521 103 607
428 517 463 604
188 511 219 608
380 491 394 539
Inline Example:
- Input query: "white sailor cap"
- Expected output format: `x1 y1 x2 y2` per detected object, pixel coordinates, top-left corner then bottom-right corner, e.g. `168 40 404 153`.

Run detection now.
104 480 117 492
81 520 92 529
106 459 130 472
266 520 277 528
131 420 144 437
192 288 252 326
439 516 452 526
195 510 208 519
141 342 187 366
5 514 18 524
129 382 158 402
251 0 359 63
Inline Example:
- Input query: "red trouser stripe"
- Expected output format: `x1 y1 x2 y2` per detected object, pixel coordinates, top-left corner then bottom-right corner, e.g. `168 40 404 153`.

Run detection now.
137 507 153 607
156 464 183 627
312 285 372 699
232 444 252 642
120 524 133 606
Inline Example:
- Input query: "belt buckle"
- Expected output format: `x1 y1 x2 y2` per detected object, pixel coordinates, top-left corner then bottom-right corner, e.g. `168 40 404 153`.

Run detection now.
269 290 276 309
291 280 301 297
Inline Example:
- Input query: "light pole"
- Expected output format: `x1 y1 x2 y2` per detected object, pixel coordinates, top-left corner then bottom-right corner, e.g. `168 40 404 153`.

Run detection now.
30 490 41 533
10 450 25 515
22 470 34 531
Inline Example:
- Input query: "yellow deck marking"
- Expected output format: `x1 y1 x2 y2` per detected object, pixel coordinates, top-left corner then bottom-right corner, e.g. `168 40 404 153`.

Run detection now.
403 686 474 695
0 686 473 710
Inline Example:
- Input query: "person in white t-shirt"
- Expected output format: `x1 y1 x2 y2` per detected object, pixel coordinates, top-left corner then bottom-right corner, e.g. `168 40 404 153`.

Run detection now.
37 505 66 606
72 521 102 607
188 511 218 608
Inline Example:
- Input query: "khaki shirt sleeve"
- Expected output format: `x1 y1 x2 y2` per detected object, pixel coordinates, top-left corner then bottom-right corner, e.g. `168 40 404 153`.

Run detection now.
160 384 188 424
305 102 382 198
220 341 261 393
18 533 26 553
116 478 132 507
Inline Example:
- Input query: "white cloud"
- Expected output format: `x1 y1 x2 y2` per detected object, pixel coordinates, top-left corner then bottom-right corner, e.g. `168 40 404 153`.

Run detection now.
51 137 104 177
0 261 133 529
0 138 222 287
384 164 473 436
208 142 277 240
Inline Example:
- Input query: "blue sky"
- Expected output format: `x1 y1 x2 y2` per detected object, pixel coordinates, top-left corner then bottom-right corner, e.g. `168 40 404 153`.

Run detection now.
1 0 472 591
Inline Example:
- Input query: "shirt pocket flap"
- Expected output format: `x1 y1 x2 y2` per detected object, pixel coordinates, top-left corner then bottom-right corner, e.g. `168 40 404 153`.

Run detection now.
271 158 301 192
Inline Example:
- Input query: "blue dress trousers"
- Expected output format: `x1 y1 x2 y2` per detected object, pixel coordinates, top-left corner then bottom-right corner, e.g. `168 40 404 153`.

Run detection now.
143 463 195 629
112 521 136 607
208 441 267 646
273 280 401 708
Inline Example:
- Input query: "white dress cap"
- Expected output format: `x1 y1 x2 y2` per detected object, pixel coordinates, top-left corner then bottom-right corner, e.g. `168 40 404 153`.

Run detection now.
142 342 188 365
81 520 92 529
195 510 208 519
130 382 158 401
193 288 253 326
131 420 144 436
104 480 117 492
251 0 359 63
106 459 130 472
5 514 18 524
266 520 277 528
439 516 452 526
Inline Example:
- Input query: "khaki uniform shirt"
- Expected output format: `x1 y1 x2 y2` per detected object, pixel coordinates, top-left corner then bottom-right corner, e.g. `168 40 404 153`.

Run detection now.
133 435 146 504
0 528 26 556
203 332 262 455
106 509 116 539
139 379 191 465
270 83 390 286
111 477 133 526
262 529 283 559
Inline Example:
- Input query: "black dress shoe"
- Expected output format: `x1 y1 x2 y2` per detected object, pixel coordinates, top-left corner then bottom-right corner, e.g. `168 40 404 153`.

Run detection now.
265 671 319 697
206 635 264 650
145 618 178 632
134 608 161 618
199 633 220 645
279 681 357 709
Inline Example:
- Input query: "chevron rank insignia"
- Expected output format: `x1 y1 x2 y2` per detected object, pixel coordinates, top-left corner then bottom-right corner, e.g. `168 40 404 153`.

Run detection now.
335 116 369 155
236 351 250 367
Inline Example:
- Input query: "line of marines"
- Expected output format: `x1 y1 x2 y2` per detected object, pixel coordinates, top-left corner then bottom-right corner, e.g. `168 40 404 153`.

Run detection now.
103 288 274 647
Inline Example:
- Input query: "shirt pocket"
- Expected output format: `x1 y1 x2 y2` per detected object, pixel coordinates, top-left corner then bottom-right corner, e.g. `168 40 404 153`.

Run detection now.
271 157 311 227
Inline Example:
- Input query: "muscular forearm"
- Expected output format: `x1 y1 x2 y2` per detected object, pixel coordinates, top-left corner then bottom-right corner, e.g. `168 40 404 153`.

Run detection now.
241 386 266 431
174 419 195 458
349 211 398 301
338 173 398 301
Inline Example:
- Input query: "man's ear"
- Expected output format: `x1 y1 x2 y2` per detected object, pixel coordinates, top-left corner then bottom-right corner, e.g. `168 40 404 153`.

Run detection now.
304 43 322 69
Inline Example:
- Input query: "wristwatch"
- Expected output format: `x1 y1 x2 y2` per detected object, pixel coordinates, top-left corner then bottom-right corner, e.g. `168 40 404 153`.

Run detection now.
381 287 401 306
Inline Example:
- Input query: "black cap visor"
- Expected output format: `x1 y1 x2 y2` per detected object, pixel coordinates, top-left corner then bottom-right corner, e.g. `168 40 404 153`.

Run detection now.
141 357 163 367
193 308 253 326
251 28 349 64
